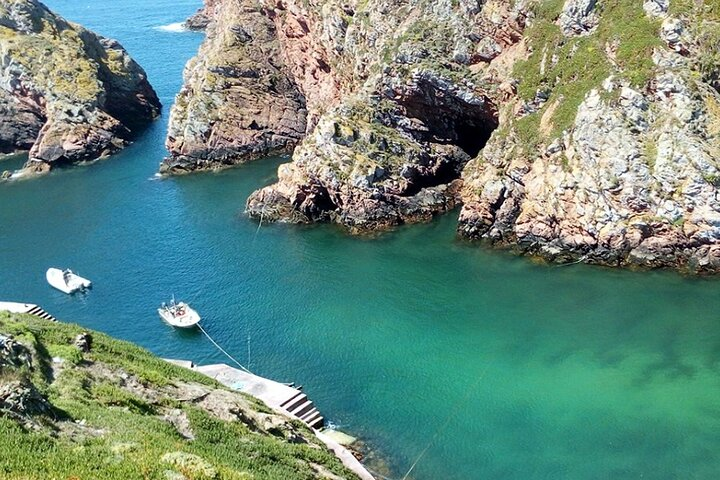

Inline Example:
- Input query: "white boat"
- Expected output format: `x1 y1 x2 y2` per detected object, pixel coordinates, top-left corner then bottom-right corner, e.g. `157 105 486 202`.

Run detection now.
158 299 201 328
46 268 92 294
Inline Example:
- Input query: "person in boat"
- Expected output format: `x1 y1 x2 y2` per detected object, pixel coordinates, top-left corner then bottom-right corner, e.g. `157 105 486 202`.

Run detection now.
63 269 71 284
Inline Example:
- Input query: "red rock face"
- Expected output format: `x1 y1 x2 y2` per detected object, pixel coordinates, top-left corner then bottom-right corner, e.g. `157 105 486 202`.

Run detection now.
267 2 341 129
167 0 720 273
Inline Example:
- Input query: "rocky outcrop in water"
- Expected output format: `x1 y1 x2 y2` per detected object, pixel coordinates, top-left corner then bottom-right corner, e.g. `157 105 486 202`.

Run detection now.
168 0 720 272
166 0 522 230
184 0 220 30
0 0 161 174
458 1 720 273
163 0 308 174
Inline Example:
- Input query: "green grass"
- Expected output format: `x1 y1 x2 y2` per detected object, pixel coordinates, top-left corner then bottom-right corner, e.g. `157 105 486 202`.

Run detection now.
510 0 663 147
0 313 358 480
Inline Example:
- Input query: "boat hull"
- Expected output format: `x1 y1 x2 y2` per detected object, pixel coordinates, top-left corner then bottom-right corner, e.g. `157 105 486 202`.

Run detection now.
158 303 201 328
46 268 91 294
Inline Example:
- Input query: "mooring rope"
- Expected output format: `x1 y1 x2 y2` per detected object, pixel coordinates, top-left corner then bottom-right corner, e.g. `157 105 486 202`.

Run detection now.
197 323 252 374
400 366 491 480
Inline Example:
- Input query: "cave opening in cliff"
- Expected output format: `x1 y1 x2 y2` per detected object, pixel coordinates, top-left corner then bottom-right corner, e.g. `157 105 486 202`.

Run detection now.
401 106 498 159
453 119 497 158
395 81 498 160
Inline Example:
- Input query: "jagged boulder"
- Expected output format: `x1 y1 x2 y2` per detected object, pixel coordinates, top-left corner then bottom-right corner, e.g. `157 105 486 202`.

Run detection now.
0 379 53 419
0 334 32 370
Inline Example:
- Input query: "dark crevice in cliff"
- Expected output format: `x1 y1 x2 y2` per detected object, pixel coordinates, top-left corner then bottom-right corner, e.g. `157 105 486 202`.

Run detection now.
394 79 498 159
394 86 499 195
402 159 460 196
454 120 496 158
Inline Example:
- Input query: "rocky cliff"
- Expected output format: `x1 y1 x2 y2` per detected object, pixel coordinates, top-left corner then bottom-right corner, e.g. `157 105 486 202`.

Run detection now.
165 0 521 229
458 0 720 273
0 0 161 175
0 312 360 479
167 0 720 272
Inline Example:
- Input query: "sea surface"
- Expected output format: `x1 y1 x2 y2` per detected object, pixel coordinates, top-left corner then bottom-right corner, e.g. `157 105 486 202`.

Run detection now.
2 2 720 479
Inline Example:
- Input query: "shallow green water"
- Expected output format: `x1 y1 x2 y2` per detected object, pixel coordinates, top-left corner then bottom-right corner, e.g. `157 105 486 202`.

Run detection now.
1 2 720 479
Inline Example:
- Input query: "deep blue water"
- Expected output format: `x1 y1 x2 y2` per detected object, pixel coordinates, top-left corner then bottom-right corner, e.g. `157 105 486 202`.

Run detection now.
2 2 720 479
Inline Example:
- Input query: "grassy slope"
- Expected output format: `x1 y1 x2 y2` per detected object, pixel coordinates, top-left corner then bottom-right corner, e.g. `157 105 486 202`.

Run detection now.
0 313 357 480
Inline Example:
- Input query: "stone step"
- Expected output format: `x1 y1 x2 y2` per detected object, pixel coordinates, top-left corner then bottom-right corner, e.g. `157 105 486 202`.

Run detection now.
282 393 308 412
288 399 314 418
299 407 320 423
308 415 324 429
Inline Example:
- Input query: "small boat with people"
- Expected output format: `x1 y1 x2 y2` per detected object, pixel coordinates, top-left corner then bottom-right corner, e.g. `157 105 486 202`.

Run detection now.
158 297 201 328
46 268 92 294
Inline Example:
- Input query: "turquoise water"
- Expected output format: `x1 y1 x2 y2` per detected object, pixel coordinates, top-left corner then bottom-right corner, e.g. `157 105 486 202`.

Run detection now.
2 2 720 478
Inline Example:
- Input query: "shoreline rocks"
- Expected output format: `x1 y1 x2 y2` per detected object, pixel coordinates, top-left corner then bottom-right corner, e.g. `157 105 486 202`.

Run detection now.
0 0 161 175
168 0 720 273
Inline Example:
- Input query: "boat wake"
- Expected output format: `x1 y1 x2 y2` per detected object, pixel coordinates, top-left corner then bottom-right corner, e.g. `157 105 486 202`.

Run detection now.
154 22 186 33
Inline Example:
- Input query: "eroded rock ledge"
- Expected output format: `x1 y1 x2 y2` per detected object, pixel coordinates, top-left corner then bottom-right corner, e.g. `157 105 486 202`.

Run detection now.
0 0 161 175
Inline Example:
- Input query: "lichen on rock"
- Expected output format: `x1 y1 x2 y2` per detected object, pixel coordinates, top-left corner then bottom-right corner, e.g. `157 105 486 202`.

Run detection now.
458 0 720 273
0 0 161 175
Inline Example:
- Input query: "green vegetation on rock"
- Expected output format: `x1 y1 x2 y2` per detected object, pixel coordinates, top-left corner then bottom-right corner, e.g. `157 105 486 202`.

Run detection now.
510 0 663 147
0 313 358 480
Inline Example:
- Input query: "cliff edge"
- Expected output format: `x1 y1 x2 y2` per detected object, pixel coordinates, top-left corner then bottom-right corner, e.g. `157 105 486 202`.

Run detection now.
0 312 360 479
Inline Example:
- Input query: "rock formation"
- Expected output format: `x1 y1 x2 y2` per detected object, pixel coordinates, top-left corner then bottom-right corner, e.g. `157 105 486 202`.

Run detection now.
0 0 161 174
165 0 521 231
458 0 720 273
167 0 720 272
184 0 220 30
164 0 308 174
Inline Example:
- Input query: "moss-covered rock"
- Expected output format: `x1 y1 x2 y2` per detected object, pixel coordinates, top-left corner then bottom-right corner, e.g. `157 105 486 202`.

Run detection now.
0 0 161 175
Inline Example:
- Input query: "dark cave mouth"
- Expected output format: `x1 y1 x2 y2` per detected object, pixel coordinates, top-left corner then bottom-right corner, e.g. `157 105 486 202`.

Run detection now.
395 90 499 159
396 98 499 195
453 118 497 159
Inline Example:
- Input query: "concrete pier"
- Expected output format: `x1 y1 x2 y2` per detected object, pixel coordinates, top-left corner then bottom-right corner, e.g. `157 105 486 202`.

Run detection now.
193 363 324 429
166 360 375 480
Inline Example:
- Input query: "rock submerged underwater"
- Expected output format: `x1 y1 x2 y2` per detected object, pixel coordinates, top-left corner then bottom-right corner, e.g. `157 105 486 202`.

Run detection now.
165 0 720 273
0 0 161 175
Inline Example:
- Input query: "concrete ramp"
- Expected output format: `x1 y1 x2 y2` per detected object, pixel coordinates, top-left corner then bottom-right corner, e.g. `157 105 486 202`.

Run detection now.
0 301 56 321
195 363 324 429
